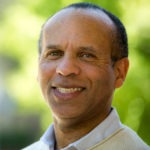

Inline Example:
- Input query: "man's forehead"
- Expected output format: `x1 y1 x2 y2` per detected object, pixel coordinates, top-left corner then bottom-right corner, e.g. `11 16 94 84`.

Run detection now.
44 8 115 30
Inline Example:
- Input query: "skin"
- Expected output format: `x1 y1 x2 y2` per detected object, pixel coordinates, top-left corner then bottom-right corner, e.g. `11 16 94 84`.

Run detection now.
38 8 129 149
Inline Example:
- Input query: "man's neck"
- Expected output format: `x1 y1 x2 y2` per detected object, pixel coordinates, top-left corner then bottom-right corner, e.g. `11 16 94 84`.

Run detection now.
53 109 111 149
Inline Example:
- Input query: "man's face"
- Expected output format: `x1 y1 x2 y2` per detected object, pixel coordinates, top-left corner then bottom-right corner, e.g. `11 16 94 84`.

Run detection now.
38 9 117 125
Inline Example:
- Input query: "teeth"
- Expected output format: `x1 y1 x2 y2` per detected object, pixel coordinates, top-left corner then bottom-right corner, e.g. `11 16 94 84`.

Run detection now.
56 88 82 94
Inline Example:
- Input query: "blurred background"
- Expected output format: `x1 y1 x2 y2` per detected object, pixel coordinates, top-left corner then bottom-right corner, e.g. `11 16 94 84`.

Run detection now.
0 0 150 149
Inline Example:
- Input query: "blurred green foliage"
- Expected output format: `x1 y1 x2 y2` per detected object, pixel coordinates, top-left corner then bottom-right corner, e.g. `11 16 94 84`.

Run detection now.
0 0 150 149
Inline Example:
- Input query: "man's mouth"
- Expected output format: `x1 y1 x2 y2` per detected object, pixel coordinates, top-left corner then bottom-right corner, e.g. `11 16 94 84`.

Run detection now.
56 87 83 94
52 86 85 100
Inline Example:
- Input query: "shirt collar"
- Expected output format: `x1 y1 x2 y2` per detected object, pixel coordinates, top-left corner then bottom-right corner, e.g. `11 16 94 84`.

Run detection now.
40 124 55 150
40 108 123 150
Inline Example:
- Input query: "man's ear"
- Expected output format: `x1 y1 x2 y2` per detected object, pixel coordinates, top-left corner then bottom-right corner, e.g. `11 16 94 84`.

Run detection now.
114 57 129 88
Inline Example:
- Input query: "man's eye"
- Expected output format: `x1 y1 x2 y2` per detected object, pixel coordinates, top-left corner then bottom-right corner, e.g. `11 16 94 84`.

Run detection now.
45 50 64 59
78 52 97 63
82 54 94 58
79 53 96 59
49 51 61 56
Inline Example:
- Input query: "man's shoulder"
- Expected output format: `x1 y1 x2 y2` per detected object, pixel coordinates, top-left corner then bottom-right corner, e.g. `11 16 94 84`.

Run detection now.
89 126 150 150
22 141 49 150
121 125 150 148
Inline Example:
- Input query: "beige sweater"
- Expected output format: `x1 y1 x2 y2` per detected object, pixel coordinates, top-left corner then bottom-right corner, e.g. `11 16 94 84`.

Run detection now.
23 126 150 150
89 126 150 150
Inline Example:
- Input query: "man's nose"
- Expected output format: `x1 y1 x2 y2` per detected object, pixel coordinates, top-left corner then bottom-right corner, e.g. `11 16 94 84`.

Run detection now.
56 57 80 77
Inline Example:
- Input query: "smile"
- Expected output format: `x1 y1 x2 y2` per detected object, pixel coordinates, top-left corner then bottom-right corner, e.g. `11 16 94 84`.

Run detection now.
56 87 83 94
52 86 85 100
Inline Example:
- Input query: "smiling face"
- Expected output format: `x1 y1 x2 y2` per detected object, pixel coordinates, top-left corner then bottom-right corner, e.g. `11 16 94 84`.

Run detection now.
38 8 124 126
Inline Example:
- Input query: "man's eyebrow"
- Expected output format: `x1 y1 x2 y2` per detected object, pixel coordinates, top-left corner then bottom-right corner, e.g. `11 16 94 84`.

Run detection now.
78 46 97 53
46 44 61 49
46 45 97 53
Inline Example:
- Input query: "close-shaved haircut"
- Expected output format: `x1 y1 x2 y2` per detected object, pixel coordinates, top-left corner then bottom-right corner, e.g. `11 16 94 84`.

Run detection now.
38 2 128 62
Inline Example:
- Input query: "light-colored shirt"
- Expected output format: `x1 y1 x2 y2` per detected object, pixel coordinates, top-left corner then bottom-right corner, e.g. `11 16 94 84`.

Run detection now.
40 108 123 150
22 107 150 150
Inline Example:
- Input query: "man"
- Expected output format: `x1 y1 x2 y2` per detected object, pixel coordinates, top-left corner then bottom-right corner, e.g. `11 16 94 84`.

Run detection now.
23 2 150 150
